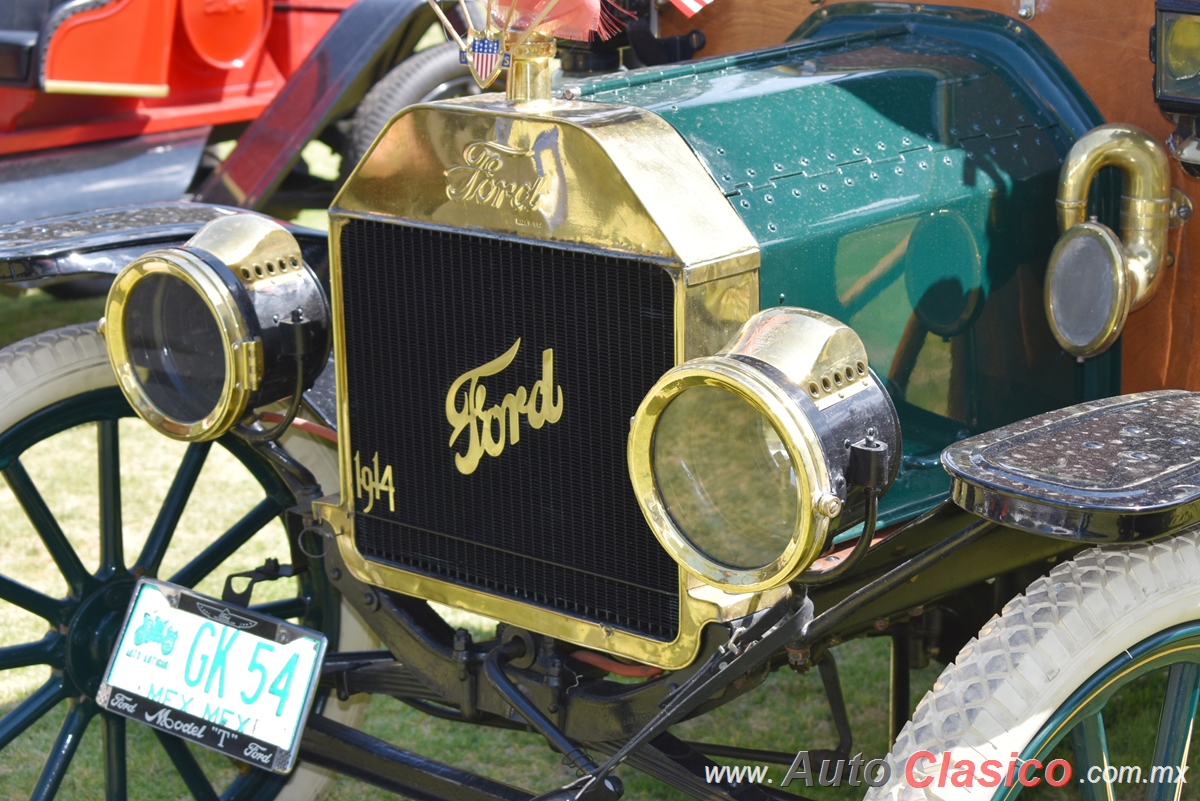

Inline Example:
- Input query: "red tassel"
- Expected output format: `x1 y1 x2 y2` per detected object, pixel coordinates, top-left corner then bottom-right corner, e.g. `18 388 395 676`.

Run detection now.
496 0 624 41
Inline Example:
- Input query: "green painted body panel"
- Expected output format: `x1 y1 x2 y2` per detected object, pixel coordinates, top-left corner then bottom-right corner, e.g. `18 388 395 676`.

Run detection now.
568 4 1116 526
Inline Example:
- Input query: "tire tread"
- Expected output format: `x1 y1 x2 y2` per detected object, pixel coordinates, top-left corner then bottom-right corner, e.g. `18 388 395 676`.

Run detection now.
869 530 1200 800
0 324 111 425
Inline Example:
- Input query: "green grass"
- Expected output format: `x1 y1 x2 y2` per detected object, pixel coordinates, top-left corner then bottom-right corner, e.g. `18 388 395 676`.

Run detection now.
0 289 106 349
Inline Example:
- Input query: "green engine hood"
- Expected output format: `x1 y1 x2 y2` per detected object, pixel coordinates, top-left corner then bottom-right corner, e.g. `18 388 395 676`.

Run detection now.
565 3 1115 525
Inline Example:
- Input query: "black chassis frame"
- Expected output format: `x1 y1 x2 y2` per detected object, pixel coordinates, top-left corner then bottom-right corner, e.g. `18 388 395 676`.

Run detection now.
289 496 1088 801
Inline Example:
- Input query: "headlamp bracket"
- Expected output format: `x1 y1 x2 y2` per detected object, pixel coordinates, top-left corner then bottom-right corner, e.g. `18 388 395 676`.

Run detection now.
232 337 263 392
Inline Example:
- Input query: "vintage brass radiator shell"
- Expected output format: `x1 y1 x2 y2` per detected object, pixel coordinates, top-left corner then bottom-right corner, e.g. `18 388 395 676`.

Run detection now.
322 96 760 669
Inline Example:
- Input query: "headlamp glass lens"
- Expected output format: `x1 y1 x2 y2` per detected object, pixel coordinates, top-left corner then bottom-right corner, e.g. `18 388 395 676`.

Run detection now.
124 273 226 423
1167 13 1200 82
653 384 799 569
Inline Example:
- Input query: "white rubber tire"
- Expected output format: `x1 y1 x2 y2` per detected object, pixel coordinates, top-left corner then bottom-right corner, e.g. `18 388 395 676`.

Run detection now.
0 324 371 800
867 530 1200 801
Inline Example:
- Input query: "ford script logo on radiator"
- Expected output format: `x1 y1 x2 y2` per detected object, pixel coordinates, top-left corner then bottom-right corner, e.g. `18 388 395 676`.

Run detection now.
446 339 564 475
445 142 548 213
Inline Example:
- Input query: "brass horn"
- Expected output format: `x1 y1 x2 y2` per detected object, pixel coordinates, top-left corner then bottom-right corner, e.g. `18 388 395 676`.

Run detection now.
1044 124 1171 358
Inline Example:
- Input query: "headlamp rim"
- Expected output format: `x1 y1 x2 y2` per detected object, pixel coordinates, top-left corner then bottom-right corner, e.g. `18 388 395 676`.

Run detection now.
628 357 832 592
104 248 258 442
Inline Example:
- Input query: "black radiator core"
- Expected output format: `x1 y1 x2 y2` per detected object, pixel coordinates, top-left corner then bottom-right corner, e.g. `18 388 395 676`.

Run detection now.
340 219 680 641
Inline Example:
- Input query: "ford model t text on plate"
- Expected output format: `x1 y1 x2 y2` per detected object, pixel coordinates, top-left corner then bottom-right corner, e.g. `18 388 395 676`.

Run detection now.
99 579 326 774
2 1 1200 800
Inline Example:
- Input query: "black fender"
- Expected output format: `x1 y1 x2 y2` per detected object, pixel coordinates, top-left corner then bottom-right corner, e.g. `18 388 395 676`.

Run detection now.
0 200 339 426
0 202 327 287
194 0 435 210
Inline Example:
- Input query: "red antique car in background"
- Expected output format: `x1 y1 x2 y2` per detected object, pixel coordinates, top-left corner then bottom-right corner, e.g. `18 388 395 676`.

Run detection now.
0 0 509 297
2 0 356 155
0 0 703 230
0 0 363 225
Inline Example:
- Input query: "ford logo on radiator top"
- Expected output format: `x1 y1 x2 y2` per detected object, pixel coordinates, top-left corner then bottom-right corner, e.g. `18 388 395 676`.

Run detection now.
445 339 564 475
445 142 549 214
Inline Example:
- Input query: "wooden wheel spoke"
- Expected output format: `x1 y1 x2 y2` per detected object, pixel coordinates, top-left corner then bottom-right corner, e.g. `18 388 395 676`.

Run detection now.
3 460 89 591
1145 662 1200 801
0 573 66 623
155 730 220 801
98 420 124 574
1072 712 1115 801
29 698 93 801
138 442 212 576
169 498 285 589
0 676 67 749
103 713 127 801
0 633 60 671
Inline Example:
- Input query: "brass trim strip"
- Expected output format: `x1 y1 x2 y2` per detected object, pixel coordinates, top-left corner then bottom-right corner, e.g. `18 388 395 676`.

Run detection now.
44 79 169 97
334 529 718 670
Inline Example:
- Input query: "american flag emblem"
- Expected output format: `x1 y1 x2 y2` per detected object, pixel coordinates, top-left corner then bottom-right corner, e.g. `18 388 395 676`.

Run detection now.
666 0 714 18
470 36 505 84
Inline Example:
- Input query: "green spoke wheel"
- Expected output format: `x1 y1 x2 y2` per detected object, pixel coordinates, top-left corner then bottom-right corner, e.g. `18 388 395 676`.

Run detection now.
870 532 1200 801
0 325 370 800
995 626 1200 801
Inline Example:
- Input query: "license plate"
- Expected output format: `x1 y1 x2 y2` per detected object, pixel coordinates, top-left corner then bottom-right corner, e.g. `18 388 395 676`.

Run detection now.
97 578 326 774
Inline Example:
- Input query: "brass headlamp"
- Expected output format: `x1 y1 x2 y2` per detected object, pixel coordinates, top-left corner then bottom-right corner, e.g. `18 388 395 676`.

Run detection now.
103 214 330 441
628 308 899 592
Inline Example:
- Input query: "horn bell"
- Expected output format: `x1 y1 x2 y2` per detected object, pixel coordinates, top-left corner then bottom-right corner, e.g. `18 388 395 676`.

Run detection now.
1046 124 1171 358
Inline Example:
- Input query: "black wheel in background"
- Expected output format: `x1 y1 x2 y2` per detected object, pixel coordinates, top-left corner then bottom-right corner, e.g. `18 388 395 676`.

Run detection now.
41 277 116 301
348 41 483 165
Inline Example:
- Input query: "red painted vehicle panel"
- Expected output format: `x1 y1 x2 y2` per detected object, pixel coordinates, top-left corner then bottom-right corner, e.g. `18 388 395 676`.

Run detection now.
0 0 355 158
